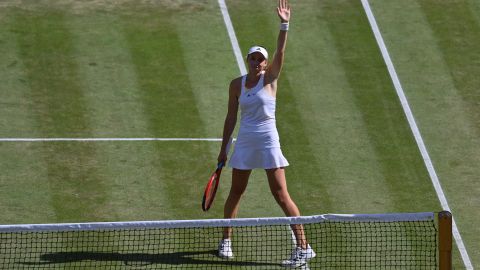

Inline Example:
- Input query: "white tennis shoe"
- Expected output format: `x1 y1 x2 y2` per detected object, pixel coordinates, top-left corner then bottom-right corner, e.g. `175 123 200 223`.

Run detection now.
218 239 234 259
282 245 316 268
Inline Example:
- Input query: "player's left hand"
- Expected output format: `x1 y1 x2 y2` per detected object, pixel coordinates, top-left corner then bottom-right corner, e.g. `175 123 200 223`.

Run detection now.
277 0 291 23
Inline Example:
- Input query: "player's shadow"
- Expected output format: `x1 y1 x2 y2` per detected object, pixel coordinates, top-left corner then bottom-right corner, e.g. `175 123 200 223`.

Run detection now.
21 250 281 267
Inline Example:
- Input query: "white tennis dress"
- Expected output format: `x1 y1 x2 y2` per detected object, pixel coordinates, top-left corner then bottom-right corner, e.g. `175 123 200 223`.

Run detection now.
229 72 289 170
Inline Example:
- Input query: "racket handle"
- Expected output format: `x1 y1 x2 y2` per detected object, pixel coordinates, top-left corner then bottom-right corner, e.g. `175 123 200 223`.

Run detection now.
217 161 225 169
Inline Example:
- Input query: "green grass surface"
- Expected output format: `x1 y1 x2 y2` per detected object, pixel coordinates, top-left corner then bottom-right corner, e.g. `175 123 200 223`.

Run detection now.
369 0 480 267
0 0 478 268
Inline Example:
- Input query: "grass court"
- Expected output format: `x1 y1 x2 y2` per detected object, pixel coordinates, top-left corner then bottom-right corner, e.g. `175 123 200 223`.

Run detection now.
0 0 478 268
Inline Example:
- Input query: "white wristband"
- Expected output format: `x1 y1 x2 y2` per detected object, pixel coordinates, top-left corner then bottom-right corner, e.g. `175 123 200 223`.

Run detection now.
280 22 289 31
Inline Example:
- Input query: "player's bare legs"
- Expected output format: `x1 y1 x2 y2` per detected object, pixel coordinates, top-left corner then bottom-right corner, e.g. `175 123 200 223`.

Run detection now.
266 168 307 248
218 169 251 259
223 168 252 239
266 168 316 266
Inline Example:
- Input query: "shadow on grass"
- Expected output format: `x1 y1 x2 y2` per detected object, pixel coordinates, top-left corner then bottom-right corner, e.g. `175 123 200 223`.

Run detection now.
20 250 281 268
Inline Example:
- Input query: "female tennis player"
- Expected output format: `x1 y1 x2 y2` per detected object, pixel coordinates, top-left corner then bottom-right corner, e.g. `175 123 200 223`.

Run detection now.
217 0 315 267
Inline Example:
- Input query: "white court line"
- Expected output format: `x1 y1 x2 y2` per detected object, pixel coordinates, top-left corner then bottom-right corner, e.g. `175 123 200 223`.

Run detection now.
0 138 226 142
2 3 245 146
217 0 247 75
361 0 473 269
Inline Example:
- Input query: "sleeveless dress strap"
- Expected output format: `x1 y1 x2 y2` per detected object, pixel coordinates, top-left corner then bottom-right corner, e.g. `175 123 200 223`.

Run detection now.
258 73 265 89
242 72 265 94
241 75 247 95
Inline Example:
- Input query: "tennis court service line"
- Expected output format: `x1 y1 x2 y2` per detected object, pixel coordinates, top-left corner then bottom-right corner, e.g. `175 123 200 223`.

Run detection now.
361 0 473 269
0 138 228 142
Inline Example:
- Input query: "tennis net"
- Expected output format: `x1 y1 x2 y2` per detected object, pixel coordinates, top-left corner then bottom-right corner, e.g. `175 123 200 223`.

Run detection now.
0 212 451 269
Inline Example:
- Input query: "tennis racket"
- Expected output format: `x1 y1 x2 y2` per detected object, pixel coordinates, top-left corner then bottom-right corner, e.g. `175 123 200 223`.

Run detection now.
201 161 225 212
202 137 233 212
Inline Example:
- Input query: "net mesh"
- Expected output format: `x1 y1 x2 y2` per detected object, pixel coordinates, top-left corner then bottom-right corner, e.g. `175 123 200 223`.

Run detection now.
0 213 438 269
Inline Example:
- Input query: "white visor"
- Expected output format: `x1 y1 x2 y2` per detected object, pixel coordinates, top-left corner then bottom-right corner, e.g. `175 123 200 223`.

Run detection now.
247 46 268 60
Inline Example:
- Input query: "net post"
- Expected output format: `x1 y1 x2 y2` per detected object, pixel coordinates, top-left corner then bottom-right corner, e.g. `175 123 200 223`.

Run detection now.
438 211 452 270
